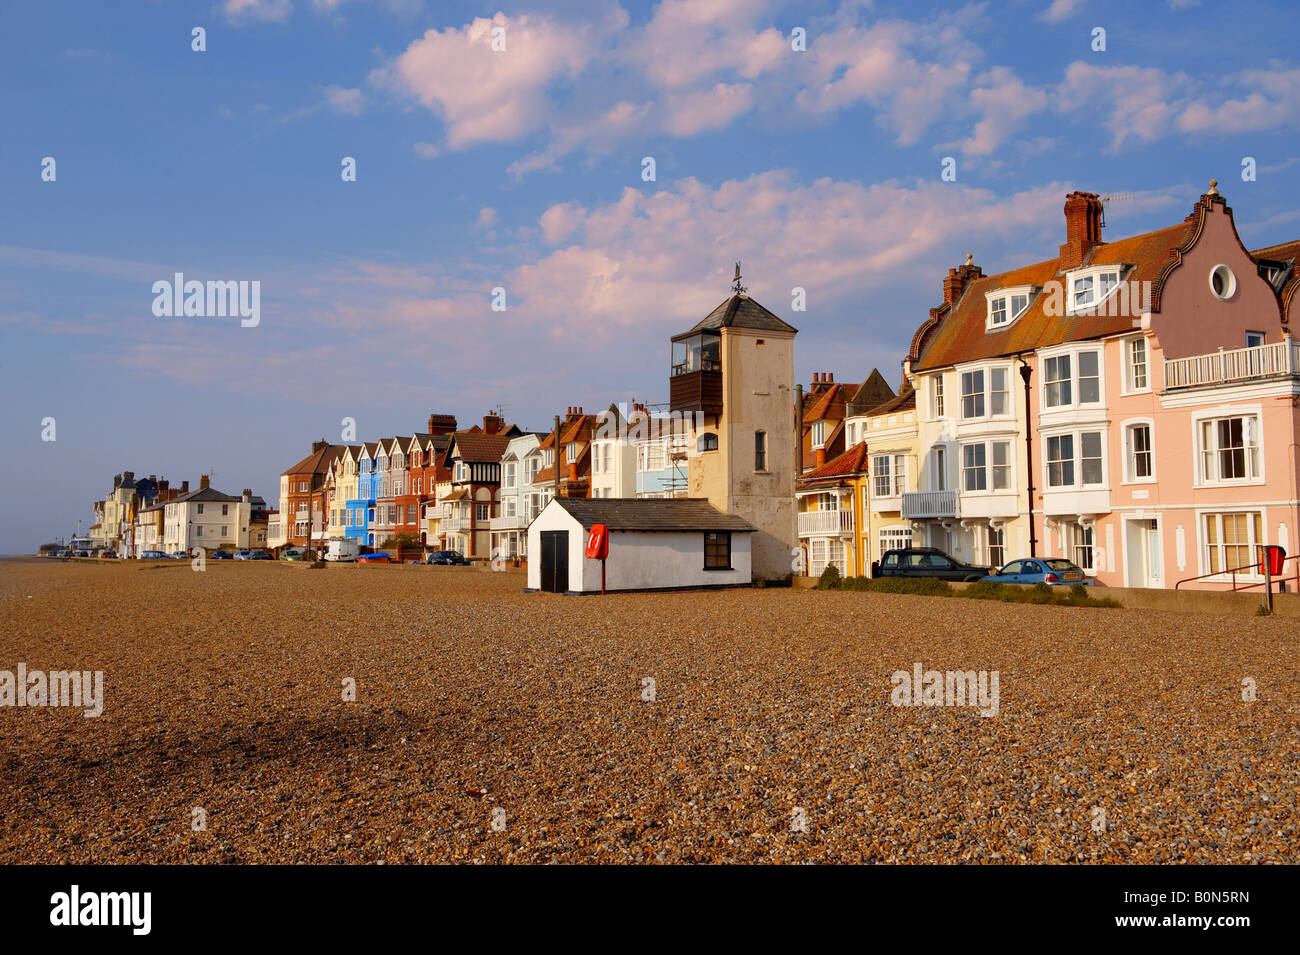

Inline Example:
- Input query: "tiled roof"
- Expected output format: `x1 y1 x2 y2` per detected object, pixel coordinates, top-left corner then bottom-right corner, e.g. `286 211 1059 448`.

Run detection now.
283 443 344 476
560 414 595 446
911 211 1202 371
865 383 916 417
801 442 869 483
173 486 243 504
549 497 755 532
803 382 849 423
683 294 798 334
453 431 513 464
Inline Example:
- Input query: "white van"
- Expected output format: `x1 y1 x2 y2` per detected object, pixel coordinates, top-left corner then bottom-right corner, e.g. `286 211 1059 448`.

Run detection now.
326 538 360 562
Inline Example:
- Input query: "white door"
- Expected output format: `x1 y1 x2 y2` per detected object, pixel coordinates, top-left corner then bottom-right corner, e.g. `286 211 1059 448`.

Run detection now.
1125 519 1161 588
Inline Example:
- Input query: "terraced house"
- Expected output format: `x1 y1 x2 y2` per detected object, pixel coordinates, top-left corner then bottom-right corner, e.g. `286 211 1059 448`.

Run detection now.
439 414 520 558
905 182 1300 590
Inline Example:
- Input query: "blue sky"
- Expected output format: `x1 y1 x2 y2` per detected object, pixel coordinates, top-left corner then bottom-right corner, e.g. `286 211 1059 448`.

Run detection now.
3 0 1299 551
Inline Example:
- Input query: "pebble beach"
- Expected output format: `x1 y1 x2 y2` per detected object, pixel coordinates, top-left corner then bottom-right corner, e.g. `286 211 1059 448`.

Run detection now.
1 558 1296 864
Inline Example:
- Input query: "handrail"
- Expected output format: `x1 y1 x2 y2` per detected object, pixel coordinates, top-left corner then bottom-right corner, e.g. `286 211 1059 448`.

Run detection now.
1174 549 1298 591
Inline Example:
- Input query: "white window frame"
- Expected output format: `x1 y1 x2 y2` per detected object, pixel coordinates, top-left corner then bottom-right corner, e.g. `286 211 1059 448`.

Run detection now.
1194 411 1263 486
930 375 946 419
1041 345 1104 411
811 420 826 448
1043 429 1106 489
1066 267 1122 316
1121 418 1156 484
1123 336 1150 394
984 286 1036 331
1199 510 1265 580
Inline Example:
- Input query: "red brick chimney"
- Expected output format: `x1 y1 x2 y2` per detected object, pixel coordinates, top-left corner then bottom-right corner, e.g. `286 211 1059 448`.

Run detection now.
311 438 328 453
943 254 984 306
482 412 504 434
1059 191 1103 270
815 447 826 468
427 413 457 435
181 480 190 493
199 474 210 491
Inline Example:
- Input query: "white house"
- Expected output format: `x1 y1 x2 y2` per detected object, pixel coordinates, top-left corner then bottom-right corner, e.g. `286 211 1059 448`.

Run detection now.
590 404 638 498
162 480 256 553
527 497 754 593
490 432 544 561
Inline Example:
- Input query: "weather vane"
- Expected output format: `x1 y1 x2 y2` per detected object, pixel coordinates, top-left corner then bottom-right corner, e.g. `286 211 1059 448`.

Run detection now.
731 261 747 295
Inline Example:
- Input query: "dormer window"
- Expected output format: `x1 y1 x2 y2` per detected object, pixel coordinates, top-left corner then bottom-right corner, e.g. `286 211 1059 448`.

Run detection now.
985 286 1036 331
811 420 826 448
1067 268 1121 315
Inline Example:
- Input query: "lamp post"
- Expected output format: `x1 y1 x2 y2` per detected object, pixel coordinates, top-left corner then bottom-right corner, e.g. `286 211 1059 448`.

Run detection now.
1018 356 1037 558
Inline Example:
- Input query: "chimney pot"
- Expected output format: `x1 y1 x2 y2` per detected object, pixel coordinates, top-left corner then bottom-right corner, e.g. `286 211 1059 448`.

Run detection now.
1059 191 1104 271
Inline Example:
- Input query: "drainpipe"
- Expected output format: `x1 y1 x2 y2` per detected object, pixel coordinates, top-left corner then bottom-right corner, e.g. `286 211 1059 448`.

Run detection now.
553 415 562 501
794 384 804 475
1019 356 1037 558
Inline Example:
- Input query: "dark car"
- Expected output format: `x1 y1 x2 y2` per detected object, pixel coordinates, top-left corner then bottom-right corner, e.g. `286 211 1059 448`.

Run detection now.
426 550 469 565
871 547 988 582
248 550 272 560
209 550 233 560
98 551 118 559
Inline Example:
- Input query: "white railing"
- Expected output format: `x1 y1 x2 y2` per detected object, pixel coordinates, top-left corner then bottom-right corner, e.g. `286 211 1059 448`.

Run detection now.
444 515 471 533
424 503 450 521
797 509 855 537
901 490 959 520
1164 339 1298 389
489 513 526 531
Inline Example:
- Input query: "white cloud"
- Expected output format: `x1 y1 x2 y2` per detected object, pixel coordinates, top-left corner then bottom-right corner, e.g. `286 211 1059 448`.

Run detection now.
372 13 601 148
222 0 292 24
1040 0 1085 23
323 85 363 115
958 67 1050 156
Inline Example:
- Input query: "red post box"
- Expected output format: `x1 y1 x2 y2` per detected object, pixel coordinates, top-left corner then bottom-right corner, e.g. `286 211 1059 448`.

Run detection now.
1261 544 1286 576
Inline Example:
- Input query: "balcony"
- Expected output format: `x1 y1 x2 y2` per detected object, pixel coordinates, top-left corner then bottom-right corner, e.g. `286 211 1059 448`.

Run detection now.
797 509 855 537
443 515 471 533
901 490 959 520
489 512 527 532
1164 339 1299 390
424 503 450 521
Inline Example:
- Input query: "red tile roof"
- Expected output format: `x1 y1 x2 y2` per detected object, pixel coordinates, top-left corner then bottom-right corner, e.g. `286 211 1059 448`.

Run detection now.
910 197 1229 371
283 443 344 476
801 442 869 482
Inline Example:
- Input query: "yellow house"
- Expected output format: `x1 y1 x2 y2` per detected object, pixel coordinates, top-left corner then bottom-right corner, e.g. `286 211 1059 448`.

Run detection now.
796 442 870 578
845 383 922 572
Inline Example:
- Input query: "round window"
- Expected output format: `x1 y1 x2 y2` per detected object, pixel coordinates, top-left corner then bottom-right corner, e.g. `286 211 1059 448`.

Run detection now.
1209 264 1237 300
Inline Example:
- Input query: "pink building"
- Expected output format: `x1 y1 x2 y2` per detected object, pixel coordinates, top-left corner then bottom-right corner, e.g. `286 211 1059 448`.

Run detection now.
907 182 1299 590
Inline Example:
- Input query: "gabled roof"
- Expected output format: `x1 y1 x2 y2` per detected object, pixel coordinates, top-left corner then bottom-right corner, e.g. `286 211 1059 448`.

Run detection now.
846 369 896 415
284 443 344 476
548 497 755 532
560 414 595 446
680 294 798 335
173 485 243 505
450 431 514 464
800 442 869 484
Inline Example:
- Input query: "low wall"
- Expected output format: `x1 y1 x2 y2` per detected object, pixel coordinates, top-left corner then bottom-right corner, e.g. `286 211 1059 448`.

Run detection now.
793 575 1299 616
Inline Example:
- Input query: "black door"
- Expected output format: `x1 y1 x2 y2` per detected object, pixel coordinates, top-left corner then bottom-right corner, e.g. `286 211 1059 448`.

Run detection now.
540 530 569 593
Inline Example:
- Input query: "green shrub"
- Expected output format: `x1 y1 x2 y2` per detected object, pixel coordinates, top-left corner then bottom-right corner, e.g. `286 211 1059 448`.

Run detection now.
815 564 842 589
840 576 952 596
1069 583 1089 599
963 580 1006 600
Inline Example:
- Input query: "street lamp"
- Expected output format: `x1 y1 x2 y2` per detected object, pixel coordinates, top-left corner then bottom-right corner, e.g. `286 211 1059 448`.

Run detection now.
1018 355 1037 558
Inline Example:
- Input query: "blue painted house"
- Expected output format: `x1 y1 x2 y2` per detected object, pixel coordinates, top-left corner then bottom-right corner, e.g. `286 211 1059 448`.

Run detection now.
346 441 379 547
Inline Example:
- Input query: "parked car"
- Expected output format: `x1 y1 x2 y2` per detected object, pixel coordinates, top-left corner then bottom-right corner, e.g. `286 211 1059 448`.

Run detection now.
326 538 360 562
98 551 117 559
426 550 470 565
981 558 1088 586
248 550 272 560
358 552 391 563
871 547 988 582
209 550 233 560
233 550 253 560
73 549 91 558
169 550 191 560
279 546 313 561
55 549 72 558
139 550 168 560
